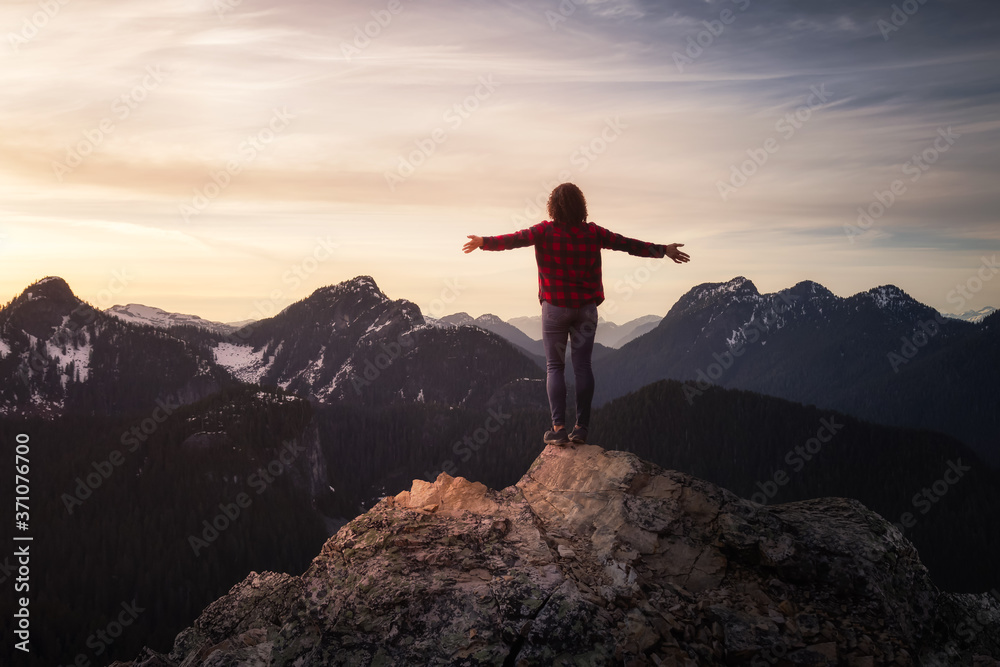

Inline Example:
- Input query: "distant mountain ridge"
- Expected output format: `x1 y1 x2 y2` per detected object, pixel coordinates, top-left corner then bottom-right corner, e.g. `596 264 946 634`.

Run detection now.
2 274 996 465
109 301 666 350
105 303 249 335
0 277 227 417
508 313 661 348
0 275 543 418
207 276 542 409
949 306 997 323
595 276 1000 465
431 311 540 354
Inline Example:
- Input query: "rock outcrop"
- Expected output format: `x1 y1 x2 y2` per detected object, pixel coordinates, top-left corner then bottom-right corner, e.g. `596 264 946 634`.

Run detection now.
115 444 1000 666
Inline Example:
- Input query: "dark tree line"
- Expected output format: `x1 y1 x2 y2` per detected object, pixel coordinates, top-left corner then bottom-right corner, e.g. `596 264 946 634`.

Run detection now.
0 387 326 667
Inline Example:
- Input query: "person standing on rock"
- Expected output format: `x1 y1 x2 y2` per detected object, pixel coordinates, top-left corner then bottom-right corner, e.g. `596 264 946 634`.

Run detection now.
463 182 690 446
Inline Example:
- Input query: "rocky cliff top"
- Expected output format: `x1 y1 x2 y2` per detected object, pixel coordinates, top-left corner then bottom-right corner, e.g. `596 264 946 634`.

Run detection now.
116 444 1000 666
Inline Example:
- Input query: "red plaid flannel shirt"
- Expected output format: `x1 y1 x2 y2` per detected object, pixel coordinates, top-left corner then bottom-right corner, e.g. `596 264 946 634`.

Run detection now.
481 220 666 307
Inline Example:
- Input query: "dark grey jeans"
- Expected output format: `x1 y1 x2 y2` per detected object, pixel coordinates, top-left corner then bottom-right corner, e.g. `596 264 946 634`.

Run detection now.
541 300 598 428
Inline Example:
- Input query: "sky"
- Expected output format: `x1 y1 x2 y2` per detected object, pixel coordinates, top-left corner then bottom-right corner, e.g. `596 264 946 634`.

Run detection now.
1 0 998 324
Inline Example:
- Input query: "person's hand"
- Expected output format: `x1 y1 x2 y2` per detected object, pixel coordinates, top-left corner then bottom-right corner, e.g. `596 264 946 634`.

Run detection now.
463 235 483 253
665 243 690 263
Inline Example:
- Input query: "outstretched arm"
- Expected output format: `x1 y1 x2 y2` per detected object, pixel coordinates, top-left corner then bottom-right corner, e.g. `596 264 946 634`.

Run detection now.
664 243 690 263
463 235 483 253
463 222 546 254
595 225 691 263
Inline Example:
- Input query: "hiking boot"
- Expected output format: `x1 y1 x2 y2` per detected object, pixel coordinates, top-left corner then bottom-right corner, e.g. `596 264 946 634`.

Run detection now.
568 425 588 444
543 428 570 446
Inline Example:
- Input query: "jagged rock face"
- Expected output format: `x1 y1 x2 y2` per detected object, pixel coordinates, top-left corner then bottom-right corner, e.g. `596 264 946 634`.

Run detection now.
116 445 1000 666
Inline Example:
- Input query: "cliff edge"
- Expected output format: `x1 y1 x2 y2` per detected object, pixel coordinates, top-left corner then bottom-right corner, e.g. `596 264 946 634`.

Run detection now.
116 444 1000 666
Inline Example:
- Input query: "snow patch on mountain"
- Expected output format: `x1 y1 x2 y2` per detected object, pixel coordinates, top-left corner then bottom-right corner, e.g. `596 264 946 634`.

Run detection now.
718 276 753 292
669 277 762 318
212 342 274 384
106 303 237 334
317 275 389 304
865 285 912 310
322 361 357 400
303 346 327 386
694 276 758 301
45 336 92 385
474 313 505 326
363 315 394 338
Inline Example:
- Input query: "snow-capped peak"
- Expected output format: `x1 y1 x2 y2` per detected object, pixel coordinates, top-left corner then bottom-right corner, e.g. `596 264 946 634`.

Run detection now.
105 304 238 335
947 306 996 323
865 285 913 310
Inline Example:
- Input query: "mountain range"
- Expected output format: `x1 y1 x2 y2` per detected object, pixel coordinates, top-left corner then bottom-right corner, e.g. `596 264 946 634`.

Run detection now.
106 302 253 335
0 276 228 417
0 275 542 419
85 280 998 469
105 302 659 354
949 306 997 323
593 277 1000 466
1 272 998 666
2 273 995 467
199 276 540 409
507 313 661 348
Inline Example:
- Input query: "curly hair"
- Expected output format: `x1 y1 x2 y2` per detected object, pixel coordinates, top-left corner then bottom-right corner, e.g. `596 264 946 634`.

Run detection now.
547 183 588 226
